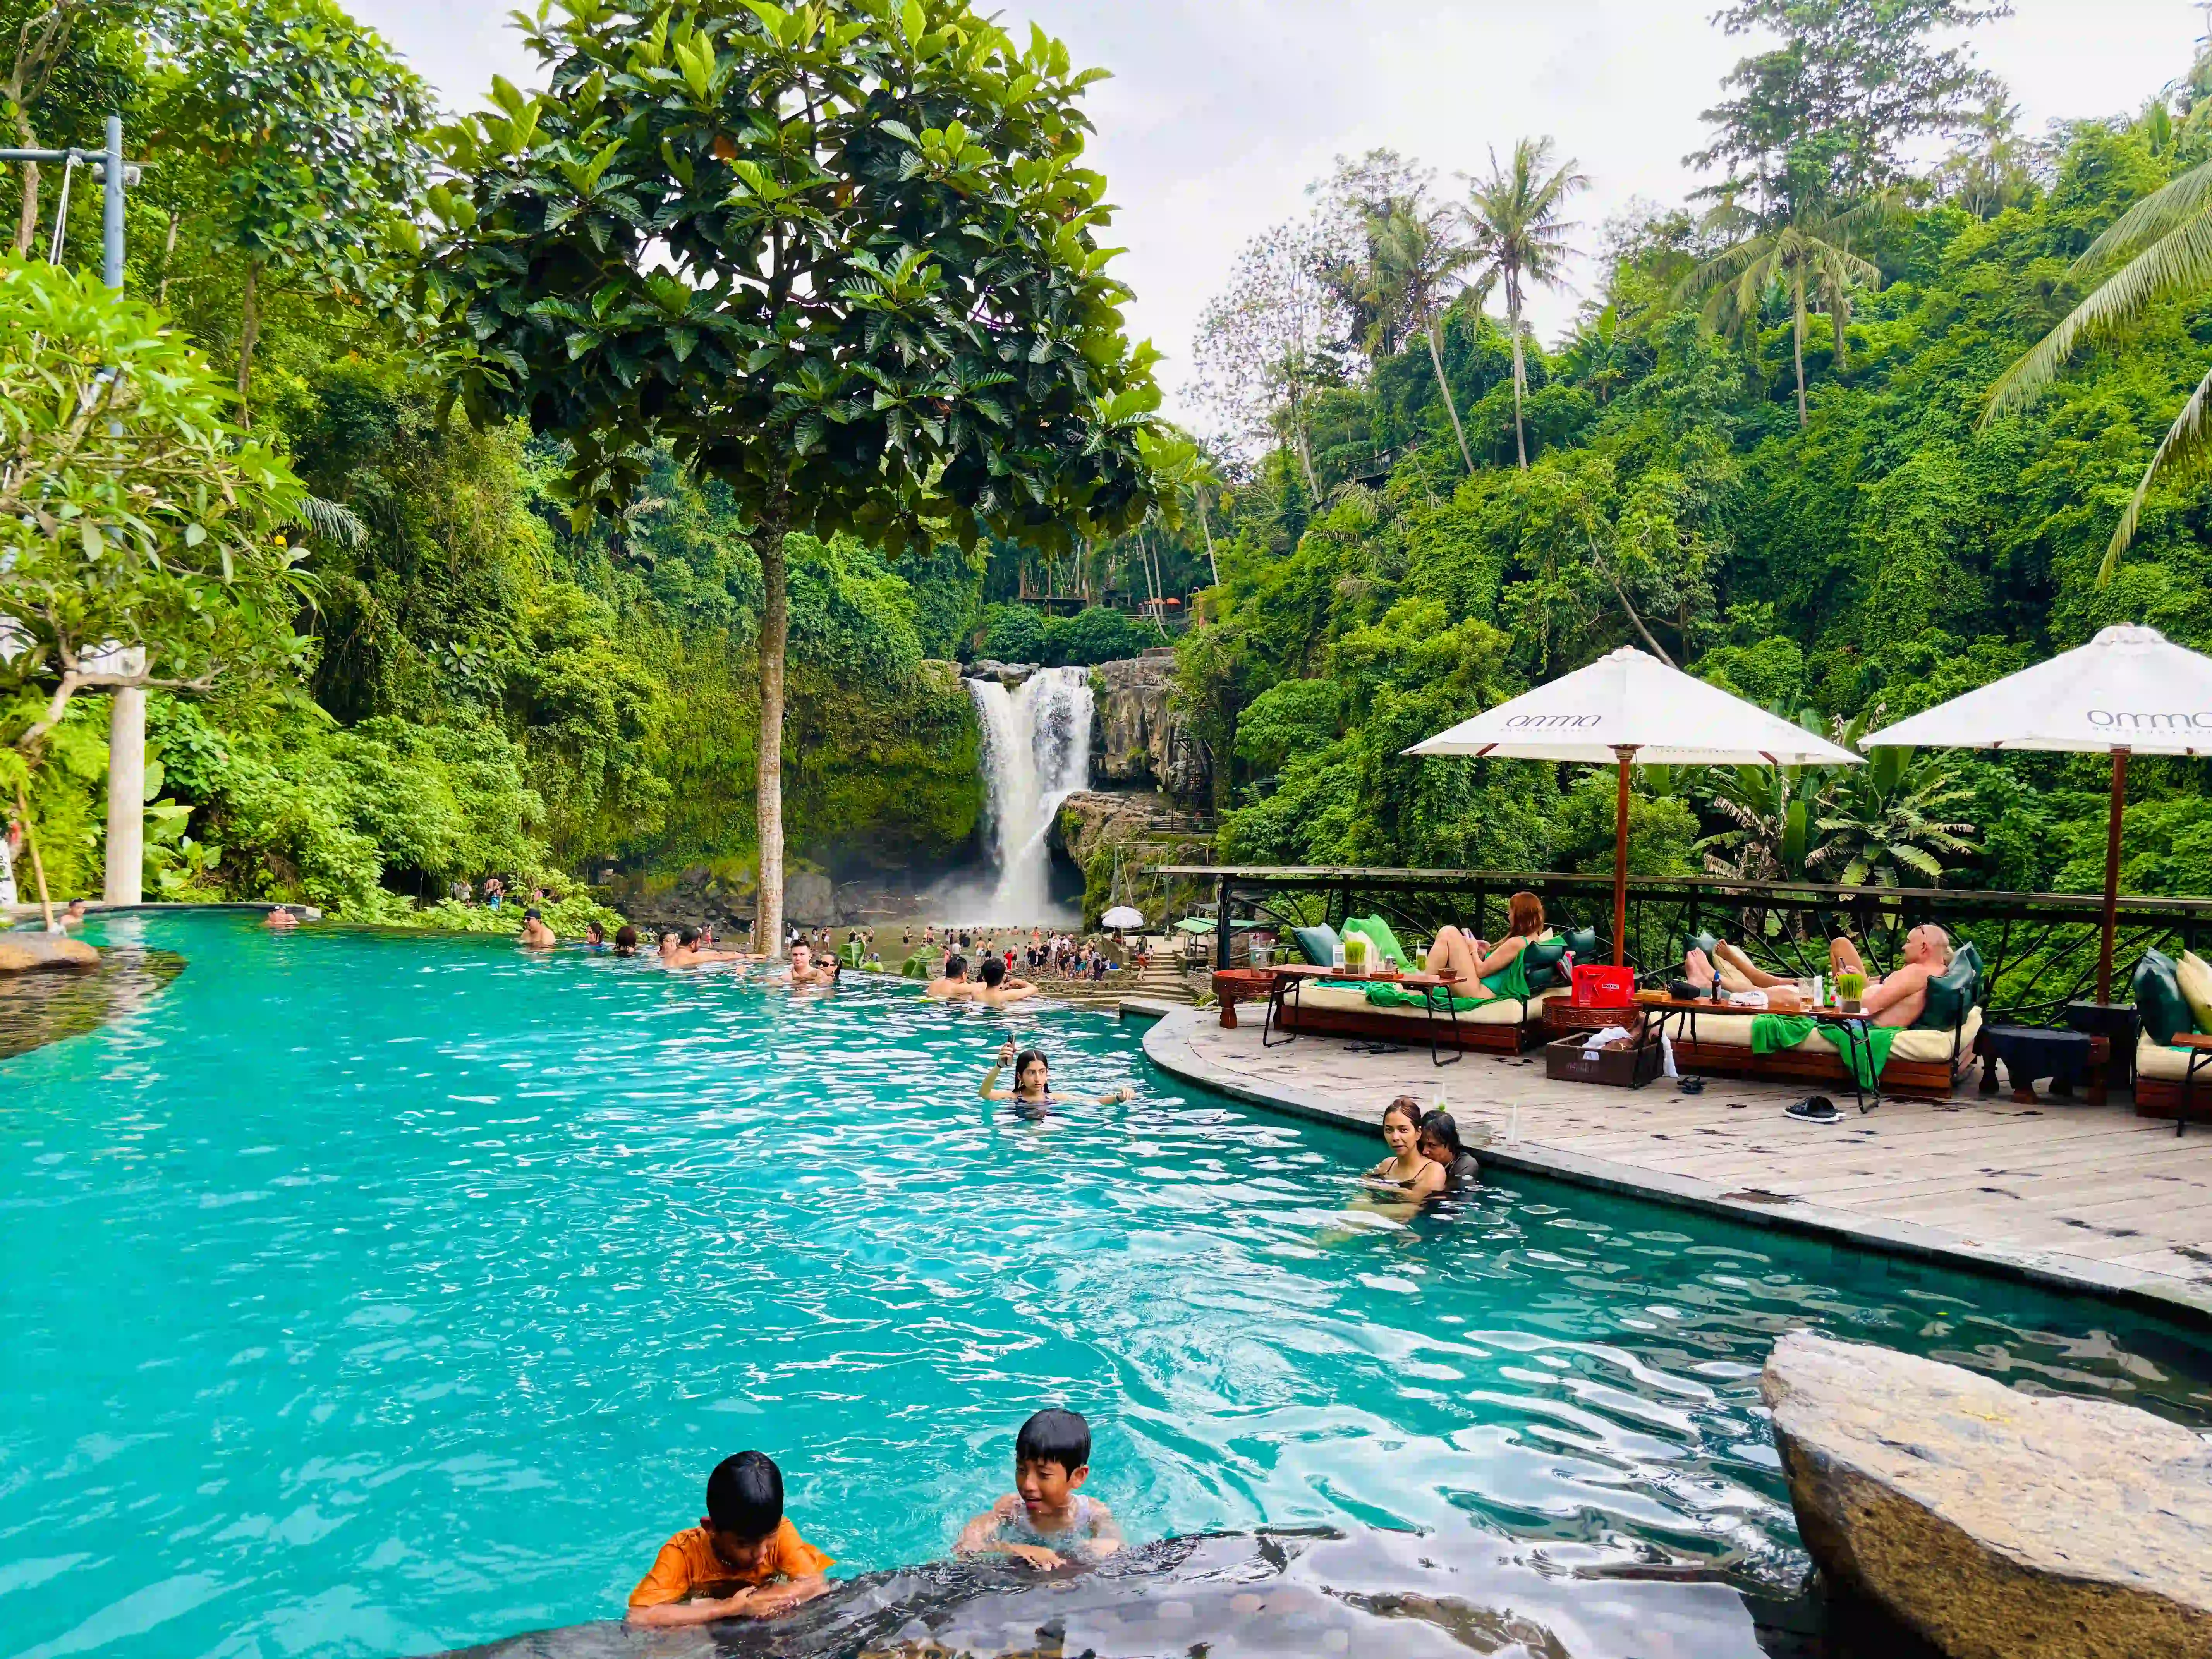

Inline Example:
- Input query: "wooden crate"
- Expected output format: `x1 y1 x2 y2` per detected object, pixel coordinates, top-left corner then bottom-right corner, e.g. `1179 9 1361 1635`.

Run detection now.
1544 1033 1662 1089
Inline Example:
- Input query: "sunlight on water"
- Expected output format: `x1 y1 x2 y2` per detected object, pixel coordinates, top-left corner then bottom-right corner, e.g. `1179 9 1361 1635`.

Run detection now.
3 913 2207 1659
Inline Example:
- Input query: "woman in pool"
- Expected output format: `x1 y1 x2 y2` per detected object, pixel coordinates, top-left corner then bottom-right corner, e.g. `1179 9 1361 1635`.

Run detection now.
1418 1110 1480 1194
1424 890 1547 1001
978 1040 1135 1109
1365 1096 1444 1200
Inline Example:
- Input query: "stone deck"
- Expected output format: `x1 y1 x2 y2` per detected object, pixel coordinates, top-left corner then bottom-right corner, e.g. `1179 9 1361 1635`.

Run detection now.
1136 1005 2212 1323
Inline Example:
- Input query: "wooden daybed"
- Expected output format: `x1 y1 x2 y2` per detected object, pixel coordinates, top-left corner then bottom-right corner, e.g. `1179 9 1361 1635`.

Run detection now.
1655 1003 1985 1101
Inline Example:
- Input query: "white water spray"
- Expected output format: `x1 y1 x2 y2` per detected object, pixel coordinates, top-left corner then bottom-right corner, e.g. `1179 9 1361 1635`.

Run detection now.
965 666 1093 923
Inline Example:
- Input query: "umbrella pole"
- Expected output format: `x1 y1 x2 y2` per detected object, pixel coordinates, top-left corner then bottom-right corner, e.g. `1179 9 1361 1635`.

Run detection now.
2097 747 2128 1004
1612 747 1635 968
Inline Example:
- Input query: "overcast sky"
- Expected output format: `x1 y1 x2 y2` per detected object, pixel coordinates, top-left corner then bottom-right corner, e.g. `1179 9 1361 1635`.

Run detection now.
350 0 2201 425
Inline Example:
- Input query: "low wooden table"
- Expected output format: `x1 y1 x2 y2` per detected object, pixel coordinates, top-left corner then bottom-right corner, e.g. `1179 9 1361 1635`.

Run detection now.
1261 964 1469 1067
1209 968 1275 1029
1635 991 1895 1112
1542 1000 1645 1042
2170 1034 2212 1138
1974 1025 2111 1106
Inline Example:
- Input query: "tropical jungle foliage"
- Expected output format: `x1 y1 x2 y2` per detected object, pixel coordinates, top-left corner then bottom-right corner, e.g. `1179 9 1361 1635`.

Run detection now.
6 0 2212 922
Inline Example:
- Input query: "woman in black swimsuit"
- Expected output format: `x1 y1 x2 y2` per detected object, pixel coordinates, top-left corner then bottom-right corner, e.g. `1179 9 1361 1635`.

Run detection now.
1365 1096 1444 1200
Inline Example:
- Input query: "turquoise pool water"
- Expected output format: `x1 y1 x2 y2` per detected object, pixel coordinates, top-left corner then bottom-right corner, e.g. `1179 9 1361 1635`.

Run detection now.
4 913 2208 1659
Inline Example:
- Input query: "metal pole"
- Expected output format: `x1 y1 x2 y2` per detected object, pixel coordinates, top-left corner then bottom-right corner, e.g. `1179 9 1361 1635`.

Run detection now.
1215 874 1231 972
2096 747 2128 1004
102 115 123 289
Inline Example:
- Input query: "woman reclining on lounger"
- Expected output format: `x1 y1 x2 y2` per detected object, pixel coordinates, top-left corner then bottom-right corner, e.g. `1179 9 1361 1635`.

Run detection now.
1424 891 1547 1001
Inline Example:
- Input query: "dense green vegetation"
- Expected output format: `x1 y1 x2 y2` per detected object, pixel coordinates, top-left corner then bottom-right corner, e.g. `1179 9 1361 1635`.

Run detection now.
9 0 2212 927
1168 3 2212 902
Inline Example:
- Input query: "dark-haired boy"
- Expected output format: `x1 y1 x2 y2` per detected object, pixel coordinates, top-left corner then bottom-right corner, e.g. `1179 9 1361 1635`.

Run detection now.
954 1409 1123 1569
626 1451 833 1626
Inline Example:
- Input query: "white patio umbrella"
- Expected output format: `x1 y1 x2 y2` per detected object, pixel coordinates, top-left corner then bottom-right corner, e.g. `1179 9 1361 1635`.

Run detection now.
1408 646 1861 965
1100 905 1145 930
1862 624 2212 1003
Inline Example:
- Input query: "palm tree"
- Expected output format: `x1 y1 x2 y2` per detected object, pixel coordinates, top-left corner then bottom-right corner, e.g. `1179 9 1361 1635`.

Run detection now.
1984 158 2212 582
1361 197 1479 472
1462 138 1587 468
1677 198 1883 429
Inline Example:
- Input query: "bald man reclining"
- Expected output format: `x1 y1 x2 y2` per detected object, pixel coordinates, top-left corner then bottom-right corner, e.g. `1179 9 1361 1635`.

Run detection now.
1684 926 1952 1027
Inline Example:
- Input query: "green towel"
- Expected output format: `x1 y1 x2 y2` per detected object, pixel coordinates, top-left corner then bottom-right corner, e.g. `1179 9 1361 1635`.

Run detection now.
1753 1013 1899 1091
1364 946 1530 1013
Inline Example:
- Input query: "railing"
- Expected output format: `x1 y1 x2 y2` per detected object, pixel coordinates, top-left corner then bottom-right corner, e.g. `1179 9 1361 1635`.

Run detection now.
1152 865 2212 1022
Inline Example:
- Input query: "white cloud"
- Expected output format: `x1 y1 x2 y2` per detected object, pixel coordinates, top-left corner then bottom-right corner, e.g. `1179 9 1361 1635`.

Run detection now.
347 0 2199 424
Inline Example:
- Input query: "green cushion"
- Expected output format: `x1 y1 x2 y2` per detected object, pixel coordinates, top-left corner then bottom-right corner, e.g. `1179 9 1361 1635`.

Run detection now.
1563 926 1599 964
2135 948 2193 1047
1292 924 1340 967
1342 915 1411 970
1522 936 1570 993
1913 939 1982 1032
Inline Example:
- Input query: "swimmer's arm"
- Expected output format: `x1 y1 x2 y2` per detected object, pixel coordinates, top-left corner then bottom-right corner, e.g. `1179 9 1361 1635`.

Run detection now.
1082 1505 1124 1559
735 1573 830 1618
626 1588 755 1627
1093 1085 1135 1104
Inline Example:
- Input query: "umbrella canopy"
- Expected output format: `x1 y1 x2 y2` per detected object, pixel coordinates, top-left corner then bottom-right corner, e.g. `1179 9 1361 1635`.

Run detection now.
1862 625 2212 1001
1100 905 1146 930
1408 646 1862 767
1409 647 1862 965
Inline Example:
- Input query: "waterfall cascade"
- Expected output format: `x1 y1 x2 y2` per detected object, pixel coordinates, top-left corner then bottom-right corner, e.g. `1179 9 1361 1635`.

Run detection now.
965 666 1093 922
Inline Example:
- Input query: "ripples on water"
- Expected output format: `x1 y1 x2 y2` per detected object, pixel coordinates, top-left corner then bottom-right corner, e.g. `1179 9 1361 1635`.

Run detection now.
3 914 2207 1659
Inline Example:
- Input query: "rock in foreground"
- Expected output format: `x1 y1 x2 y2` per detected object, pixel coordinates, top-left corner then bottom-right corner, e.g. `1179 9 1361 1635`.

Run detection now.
0 931 99 973
1762 1329 2212 1659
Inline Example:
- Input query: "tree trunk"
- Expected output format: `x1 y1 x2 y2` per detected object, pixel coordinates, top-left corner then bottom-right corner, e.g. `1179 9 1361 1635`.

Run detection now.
1427 320 1474 473
157 210 179 306
754 525 788 959
1791 273 1808 429
15 780 54 933
14 159 38 256
1197 491 1220 587
237 259 262 428
1831 289 1851 378
1287 372 1321 500
1508 289 1529 469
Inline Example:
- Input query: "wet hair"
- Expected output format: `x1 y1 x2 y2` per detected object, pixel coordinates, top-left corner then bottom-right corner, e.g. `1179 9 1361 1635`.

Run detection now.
1419 1109 1465 1162
944 954 969 979
1382 1095 1424 1130
1508 891 1545 938
1014 1049 1048 1087
614 925 638 953
586 921 605 941
979 956 1006 987
705 1450 784 1541
1015 1408 1091 1475
678 926 701 947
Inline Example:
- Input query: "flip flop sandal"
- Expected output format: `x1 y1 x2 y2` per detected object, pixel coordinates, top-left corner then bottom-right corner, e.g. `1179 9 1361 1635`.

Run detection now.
1784 1096 1843 1124
1677 1077 1706 1095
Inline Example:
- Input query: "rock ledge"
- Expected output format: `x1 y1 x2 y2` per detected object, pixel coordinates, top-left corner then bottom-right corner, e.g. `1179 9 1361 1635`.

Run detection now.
1762 1329 2212 1659
0 931 99 973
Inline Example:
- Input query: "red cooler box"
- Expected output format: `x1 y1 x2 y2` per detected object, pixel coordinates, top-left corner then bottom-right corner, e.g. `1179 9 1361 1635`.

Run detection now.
1570 963 1636 1008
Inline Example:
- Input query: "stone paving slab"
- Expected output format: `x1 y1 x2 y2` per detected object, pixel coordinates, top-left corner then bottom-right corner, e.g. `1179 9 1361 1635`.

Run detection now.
1135 1005 2212 1325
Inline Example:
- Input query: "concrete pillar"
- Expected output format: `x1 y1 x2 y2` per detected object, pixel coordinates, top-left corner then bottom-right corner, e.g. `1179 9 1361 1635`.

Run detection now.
105 685 144 904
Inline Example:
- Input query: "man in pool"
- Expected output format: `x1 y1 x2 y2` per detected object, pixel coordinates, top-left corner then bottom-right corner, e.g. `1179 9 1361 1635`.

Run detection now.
927 953 977 1000
973 955 1039 1006
519 908 557 949
613 924 641 957
955 1408 1123 1569
627 1450 833 1626
263 905 297 931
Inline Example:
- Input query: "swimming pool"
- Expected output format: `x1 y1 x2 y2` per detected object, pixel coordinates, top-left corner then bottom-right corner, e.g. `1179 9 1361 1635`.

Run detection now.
5 913 2207 1659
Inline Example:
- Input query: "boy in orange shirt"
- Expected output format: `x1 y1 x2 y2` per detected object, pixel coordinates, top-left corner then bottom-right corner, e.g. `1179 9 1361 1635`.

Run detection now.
626 1451 833 1626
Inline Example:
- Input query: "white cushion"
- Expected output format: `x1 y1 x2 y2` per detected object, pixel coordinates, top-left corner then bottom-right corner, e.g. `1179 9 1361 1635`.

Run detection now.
2136 1034 2212 1082
1286 982 1540 1026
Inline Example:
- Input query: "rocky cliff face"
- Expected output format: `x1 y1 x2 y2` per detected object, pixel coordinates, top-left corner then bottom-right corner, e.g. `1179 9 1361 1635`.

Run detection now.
1091 653 1208 804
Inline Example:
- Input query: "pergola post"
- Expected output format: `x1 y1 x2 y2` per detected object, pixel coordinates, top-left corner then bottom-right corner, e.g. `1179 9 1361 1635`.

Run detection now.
98 116 143 906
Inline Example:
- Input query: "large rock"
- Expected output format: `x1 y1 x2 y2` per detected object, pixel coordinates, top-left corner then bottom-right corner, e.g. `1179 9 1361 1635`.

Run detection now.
783 870 836 924
1052 790 1209 873
1761 1329 2212 1659
1091 653 1209 803
962 658 1037 688
0 931 99 973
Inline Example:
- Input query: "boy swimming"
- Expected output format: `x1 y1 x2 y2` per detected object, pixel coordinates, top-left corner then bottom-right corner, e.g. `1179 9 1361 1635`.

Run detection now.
954 1408 1123 1568
626 1450 833 1626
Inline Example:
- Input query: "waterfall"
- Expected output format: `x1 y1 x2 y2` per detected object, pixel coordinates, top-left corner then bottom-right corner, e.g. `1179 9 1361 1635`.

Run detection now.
965 666 1093 921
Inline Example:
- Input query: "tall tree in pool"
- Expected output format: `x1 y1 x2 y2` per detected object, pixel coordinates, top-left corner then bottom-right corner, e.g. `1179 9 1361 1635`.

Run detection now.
429 0 1161 953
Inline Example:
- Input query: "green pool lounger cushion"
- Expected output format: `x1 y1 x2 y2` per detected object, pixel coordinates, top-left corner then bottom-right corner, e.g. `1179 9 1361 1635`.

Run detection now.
2135 948 2193 1048
1292 923 1341 967
1912 941 1982 1032
1341 915 1412 971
